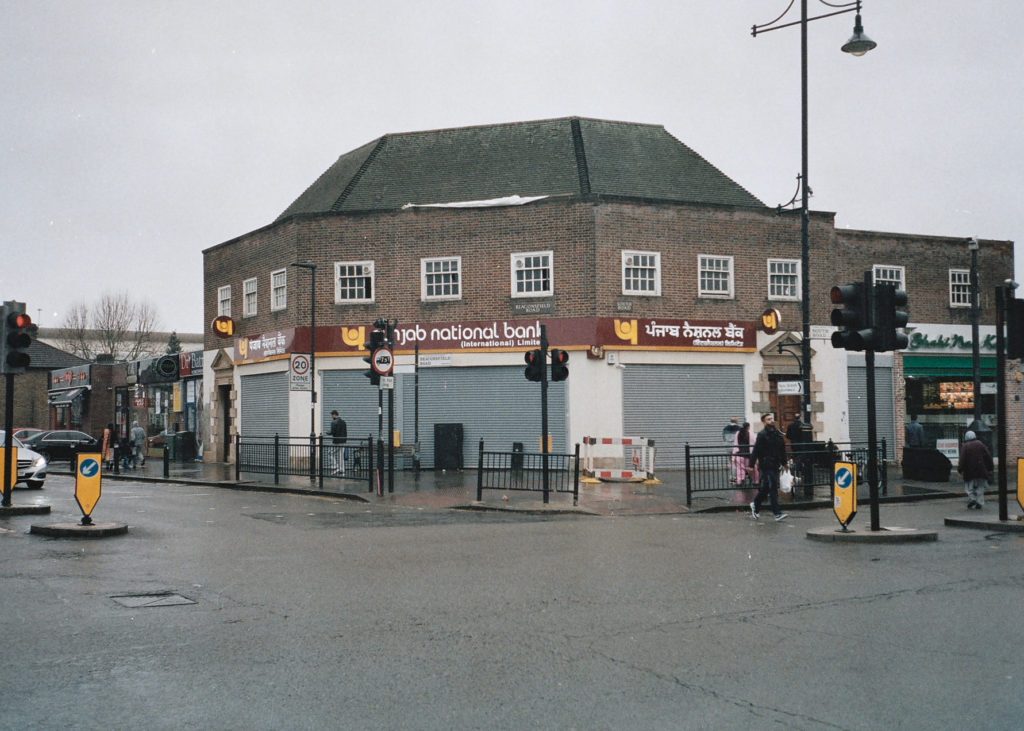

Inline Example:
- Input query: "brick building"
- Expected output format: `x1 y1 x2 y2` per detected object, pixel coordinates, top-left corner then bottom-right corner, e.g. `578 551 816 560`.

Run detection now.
202 117 1016 468
0 340 88 433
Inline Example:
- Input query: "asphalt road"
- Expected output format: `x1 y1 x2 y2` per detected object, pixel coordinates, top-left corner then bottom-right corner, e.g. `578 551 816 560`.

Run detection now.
2 475 1022 730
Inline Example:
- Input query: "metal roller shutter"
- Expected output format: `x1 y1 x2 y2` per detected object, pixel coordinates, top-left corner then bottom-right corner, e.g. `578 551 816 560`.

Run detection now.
321 370 392 444
622 364 744 468
414 366 567 468
848 365 895 449
240 372 289 438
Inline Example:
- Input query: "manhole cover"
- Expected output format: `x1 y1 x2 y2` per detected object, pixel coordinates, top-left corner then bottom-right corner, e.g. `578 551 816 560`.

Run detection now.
110 592 196 608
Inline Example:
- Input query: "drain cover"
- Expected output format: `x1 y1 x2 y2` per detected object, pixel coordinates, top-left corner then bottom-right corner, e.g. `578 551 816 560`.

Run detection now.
110 592 196 608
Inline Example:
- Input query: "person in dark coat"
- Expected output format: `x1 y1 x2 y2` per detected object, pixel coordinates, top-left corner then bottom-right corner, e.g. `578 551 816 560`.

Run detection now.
329 410 347 476
748 413 788 521
958 430 992 510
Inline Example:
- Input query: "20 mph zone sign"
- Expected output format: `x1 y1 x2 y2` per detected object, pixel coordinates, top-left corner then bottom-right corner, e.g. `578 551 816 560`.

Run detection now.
372 347 394 375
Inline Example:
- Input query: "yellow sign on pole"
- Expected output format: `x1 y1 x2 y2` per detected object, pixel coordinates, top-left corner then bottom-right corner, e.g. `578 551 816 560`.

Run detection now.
833 461 857 529
1 445 16 493
75 453 102 525
1017 458 1024 513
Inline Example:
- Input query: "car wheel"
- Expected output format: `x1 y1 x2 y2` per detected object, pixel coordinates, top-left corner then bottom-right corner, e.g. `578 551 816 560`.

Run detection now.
26 480 44 489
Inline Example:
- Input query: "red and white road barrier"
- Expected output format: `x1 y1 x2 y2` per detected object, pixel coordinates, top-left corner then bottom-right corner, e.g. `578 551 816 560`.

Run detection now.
581 436 657 481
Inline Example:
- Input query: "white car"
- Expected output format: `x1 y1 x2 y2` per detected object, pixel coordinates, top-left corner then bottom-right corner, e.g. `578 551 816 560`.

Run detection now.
0 431 47 489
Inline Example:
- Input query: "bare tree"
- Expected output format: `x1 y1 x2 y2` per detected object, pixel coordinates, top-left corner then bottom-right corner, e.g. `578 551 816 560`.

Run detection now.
56 292 163 361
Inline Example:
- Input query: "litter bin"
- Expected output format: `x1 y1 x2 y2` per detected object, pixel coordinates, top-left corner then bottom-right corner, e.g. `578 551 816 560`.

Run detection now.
511 441 524 476
901 447 952 482
173 431 196 462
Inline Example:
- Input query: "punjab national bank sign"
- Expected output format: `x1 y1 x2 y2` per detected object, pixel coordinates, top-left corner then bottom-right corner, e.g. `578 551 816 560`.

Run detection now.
598 318 755 352
232 317 756 363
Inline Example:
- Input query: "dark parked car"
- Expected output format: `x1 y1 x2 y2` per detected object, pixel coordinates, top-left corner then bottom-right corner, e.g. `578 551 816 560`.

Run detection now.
22 430 101 464
12 427 45 443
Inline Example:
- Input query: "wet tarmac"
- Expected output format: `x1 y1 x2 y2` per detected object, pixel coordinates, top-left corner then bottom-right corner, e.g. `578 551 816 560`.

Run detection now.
37 453 1014 518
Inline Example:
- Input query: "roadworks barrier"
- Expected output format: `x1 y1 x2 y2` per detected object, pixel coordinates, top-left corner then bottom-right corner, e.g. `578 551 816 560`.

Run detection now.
581 436 658 483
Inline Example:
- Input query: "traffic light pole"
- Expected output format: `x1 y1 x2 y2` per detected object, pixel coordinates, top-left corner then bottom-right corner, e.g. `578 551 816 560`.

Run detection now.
2 373 14 507
540 325 550 504
996 286 1008 522
387 319 396 495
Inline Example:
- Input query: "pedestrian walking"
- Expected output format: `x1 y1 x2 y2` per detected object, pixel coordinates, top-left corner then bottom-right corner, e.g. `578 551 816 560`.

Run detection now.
722 416 741 443
748 412 788 521
101 423 114 470
905 414 925 447
130 421 147 468
731 421 756 486
329 410 347 476
958 430 992 510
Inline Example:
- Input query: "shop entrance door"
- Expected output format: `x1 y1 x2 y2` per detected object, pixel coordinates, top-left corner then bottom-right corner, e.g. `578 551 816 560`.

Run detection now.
769 376 802 433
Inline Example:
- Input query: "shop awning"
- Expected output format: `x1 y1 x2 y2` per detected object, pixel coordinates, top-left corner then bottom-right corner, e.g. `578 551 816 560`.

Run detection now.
48 387 86 406
903 355 996 378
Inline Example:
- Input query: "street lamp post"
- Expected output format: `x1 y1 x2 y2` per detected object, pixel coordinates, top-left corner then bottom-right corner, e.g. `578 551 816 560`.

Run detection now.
291 262 317 440
968 237 982 428
753 1 876 436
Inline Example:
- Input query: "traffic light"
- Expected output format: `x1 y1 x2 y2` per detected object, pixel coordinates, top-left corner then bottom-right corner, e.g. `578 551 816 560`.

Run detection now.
524 349 544 382
1008 297 1024 360
873 284 909 352
550 348 569 381
363 327 385 385
830 282 873 351
1 301 35 374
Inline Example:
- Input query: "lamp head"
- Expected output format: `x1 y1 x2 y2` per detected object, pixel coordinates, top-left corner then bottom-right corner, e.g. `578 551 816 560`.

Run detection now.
841 14 877 56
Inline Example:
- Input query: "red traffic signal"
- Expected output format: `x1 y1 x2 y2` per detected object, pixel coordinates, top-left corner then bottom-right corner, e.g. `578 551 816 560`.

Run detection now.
363 328 385 385
830 282 873 352
2 303 35 374
524 349 544 382
550 348 569 381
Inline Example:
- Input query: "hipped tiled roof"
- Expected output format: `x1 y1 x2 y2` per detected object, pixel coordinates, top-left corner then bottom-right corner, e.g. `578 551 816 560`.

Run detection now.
277 117 764 219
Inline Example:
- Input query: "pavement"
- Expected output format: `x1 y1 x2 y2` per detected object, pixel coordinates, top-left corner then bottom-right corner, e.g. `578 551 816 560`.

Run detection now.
35 454 1024 530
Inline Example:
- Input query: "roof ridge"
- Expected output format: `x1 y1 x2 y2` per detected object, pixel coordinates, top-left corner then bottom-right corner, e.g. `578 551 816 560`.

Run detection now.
330 136 388 212
570 118 591 196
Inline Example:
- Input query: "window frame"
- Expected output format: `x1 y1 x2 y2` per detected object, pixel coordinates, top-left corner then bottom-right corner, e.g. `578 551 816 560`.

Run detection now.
270 268 287 312
334 260 375 304
621 250 662 296
510 250 554 299
949 268 971 308
242 277 258 318
873 264 905 290
767 258 801 301
217 285 231 317
421 256 462 301
698 254 734 298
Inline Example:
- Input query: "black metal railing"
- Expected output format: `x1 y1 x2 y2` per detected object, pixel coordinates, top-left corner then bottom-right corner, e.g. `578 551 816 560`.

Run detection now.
684 439 887 506
235 434 373 491
477 440 580 505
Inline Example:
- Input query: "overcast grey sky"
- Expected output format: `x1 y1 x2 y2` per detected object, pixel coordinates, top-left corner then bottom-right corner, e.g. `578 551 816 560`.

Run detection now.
3 1 1021 335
